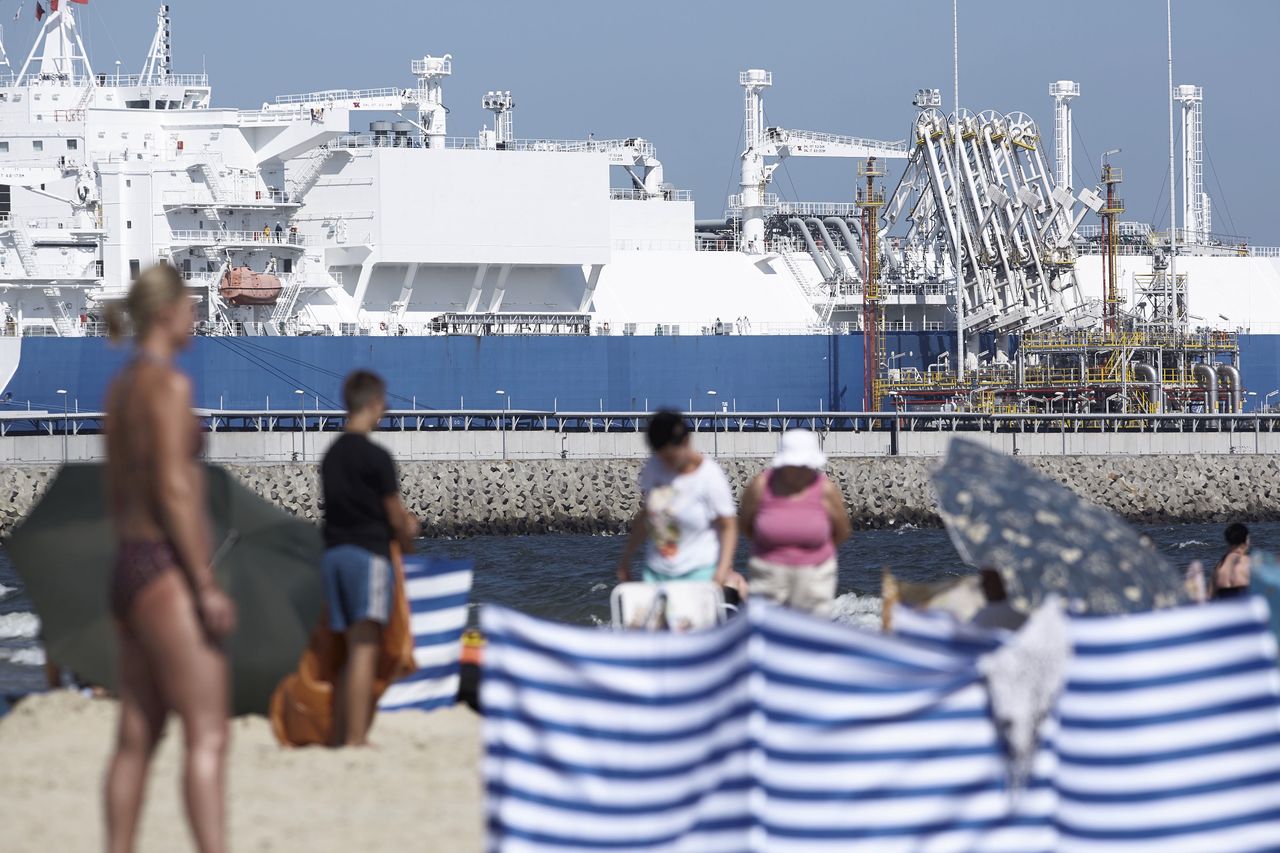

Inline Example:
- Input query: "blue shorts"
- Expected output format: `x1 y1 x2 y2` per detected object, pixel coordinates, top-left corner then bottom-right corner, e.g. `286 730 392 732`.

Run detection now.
322 545 394 632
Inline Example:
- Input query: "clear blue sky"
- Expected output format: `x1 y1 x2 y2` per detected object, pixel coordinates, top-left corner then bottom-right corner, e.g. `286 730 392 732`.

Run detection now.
20 0 1280 242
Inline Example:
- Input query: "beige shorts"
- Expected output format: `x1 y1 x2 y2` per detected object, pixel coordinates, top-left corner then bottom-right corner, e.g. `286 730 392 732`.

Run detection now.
748 556 838 617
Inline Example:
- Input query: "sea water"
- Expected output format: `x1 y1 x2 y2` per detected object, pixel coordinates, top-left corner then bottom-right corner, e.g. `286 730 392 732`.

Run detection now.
0 522 1273 698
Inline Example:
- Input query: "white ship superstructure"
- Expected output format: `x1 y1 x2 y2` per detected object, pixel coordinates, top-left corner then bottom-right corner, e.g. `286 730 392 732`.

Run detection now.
0 3 1276 347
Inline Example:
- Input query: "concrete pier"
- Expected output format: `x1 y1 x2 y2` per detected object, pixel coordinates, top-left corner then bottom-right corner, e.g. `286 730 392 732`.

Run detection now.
3 454 1279 537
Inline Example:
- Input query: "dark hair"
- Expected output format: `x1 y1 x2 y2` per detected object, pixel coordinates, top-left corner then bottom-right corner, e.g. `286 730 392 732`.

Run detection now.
343 370 387 414
646 409 689 451
1225 522 1250 547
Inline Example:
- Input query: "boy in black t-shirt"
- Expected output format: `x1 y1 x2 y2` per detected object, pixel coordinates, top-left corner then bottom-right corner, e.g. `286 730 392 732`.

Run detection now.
320 370 420 746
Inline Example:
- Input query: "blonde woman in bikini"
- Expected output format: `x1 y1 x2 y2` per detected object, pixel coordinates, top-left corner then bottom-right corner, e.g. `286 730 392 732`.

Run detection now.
103 263 236 853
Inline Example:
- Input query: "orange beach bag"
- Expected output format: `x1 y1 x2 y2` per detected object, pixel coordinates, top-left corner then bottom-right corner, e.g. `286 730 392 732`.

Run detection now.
269 543 417 746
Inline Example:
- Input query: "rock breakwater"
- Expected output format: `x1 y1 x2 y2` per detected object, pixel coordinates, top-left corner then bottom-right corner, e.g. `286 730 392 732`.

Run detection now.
3 455 1279 538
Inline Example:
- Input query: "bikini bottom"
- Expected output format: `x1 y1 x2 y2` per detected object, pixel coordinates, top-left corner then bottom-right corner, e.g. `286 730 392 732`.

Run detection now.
111 540 179 621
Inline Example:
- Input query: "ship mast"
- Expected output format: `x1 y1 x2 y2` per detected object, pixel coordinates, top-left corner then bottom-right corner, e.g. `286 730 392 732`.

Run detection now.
140 4 173 86
16 1 94 86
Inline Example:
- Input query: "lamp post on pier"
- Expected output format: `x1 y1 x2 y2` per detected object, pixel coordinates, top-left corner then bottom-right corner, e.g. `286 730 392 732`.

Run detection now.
496 390 507 460
295 389 305 462
56 389 67 464
707 390 719 457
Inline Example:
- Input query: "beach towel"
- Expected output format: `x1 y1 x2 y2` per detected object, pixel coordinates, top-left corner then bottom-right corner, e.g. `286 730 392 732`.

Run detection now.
486 598 1280 852
379 555 474 712
269 543 417 746
894 598 1280 852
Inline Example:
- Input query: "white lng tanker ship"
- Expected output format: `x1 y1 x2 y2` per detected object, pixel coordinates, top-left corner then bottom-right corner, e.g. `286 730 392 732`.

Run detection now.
0 3 1276 416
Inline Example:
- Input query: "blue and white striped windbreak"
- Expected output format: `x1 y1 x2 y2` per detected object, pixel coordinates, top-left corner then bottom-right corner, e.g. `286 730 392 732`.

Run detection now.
379 555 473 713
484 597 1280 852
482 605 753 852
756 605 1056 852
895 597 1280 852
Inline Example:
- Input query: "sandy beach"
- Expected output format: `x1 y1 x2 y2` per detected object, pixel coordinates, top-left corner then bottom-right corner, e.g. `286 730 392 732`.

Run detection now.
0 691 484 852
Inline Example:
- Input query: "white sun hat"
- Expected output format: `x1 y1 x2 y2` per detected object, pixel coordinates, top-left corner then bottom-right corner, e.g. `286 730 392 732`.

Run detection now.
770 429 827 470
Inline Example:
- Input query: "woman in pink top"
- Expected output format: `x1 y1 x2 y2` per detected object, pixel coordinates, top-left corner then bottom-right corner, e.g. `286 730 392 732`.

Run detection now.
739 429 851 615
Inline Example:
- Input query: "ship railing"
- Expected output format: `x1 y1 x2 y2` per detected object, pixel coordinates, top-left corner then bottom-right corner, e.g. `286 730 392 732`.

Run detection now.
273 86 406 106
775 200 861 218
182 269 333 288
727 194 861 218
169 229 313 246
5 408 1280 443
609 188 691 201
1077 222 1154 240
726 192 781 212
612 239 696 251
324 134 657 158
442 137 657 157
695 236 740 252
1074 243 1259 258
4 72 203 89
410 57 453 76
0 264 99 281
325 134 378 149
595 321 829 337
241 318 830 338
325 134 421 150
90 72 209 88
238 106 316 125
15 216 92 231
499 138 656 157
162 186 294 207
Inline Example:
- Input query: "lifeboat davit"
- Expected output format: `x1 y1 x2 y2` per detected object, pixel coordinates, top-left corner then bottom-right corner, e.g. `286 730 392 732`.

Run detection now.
219 266 282 306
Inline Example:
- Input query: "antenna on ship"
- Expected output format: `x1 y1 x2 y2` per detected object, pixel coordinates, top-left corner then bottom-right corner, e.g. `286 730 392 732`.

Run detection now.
481 90 515 149
140 4 172 86
16 0 94 86
412 54 452 150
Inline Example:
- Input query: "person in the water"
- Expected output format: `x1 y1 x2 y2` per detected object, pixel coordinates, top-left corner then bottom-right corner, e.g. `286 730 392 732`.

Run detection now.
1212 522 1252 600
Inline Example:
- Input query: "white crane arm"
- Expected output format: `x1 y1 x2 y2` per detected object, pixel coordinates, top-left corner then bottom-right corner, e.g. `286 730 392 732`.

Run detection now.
762 127 909 160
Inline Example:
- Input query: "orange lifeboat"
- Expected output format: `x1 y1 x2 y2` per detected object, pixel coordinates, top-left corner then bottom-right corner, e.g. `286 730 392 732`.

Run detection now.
218 266 282 306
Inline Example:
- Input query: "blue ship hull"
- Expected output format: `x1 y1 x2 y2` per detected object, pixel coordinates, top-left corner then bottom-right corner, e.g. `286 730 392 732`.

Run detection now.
3 333 1279 414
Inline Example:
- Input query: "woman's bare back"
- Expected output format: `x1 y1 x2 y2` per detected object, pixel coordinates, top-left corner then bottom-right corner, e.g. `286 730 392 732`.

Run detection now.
1215 550 1251 591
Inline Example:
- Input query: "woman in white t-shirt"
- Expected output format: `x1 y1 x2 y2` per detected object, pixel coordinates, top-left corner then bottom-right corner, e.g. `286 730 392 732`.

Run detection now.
616 410 742 588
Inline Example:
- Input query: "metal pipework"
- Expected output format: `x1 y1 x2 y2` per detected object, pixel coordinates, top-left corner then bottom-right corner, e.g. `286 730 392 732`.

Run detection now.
1192 362 1218 414
1215 363 1242 413
786 218 833 280
1131 362 1162 413
807 218 849 279
824 217 865 279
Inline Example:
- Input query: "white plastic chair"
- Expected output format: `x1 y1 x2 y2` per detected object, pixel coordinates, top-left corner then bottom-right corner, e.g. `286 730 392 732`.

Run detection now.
610 581 728 632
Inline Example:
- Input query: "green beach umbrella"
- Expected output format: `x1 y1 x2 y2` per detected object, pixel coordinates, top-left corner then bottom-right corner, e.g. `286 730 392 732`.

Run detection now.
5 463 323 715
